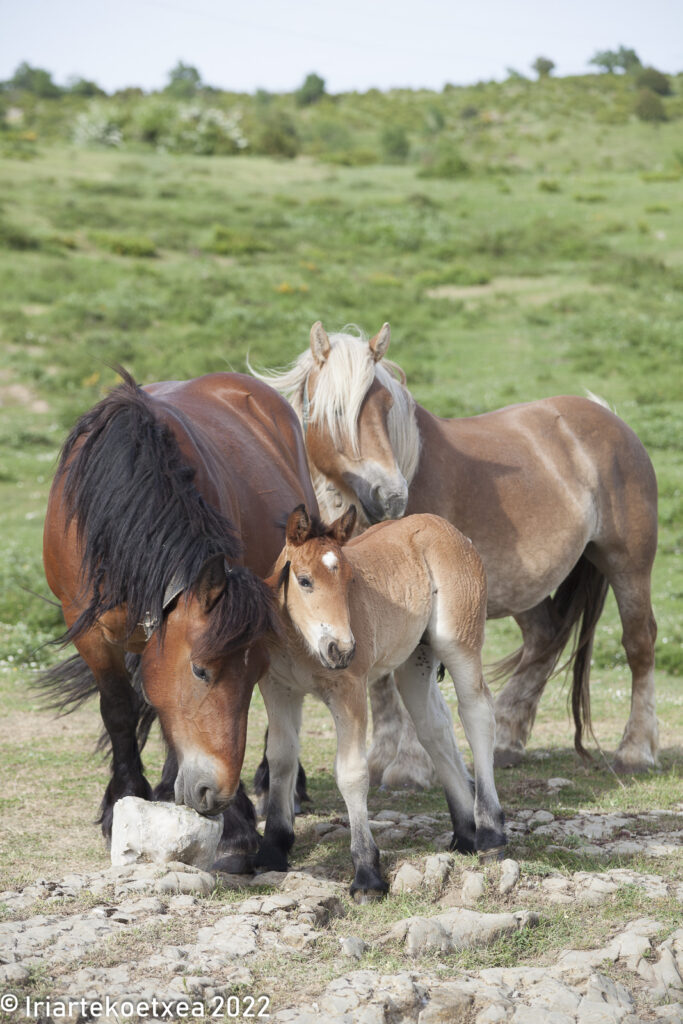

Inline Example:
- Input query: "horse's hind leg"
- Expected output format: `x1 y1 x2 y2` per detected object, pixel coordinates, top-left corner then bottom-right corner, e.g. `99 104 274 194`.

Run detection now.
608 569 658 772
367 673 436 790
394 646 480 854
493 602 561 767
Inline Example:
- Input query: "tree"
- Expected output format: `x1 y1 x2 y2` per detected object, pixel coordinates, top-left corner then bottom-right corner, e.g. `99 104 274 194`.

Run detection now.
589 50 620 74
8 61 61 97
67 76 105 97
634 89 667 122
616 46 641 72
165 61 202 99
295 72 325 107
531 57 555 79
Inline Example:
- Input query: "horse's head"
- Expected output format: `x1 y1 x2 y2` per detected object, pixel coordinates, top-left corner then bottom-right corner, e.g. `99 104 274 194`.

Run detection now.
273 504 357 670
140 558 274 816
302 322 419 526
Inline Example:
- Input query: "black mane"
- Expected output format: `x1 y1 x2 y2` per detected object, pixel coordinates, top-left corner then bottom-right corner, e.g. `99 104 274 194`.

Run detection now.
58 370 244 642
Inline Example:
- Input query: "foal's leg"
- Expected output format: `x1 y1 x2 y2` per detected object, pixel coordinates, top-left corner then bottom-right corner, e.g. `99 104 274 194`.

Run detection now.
255 674 304 872
608 569 658 772
327 680 387 900
367 674 436 790
394 647 477 853
493 602 561 767
74 633 152 838
253 730 311 818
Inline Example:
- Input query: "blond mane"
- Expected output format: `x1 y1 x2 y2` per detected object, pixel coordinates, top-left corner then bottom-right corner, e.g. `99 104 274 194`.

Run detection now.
249 329 421 489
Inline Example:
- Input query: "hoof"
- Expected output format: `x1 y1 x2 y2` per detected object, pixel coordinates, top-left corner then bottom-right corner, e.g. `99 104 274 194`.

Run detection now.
212 853 255 874
352 887 387 904
450 834 476 856
612 755 658 775
478 844 507 864
494 746 525 768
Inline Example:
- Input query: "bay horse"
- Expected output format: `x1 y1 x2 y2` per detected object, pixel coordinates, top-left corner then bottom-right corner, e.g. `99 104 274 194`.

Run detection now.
260 504 506 898
41 370 317 864
251 323 659 779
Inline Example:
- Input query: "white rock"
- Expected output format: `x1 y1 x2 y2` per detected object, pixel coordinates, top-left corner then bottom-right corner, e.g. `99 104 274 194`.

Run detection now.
340 936 367 959
423 854 452 889
529 810 555 826
548 778 572 791
499 859 520 895
111 797 221 870
391 863 424 894
461 870 486 905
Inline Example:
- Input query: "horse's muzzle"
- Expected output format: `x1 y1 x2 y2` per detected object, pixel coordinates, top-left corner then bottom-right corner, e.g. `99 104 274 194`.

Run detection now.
174 768 234 817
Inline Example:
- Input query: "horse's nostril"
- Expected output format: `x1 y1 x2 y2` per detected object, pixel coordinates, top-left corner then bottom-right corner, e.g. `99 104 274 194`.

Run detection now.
196 785 214 813
328 641 340 663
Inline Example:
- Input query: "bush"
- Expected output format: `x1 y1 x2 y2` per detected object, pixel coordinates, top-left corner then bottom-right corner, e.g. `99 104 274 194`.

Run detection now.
418 141 470 179
164 105 247 154
164 62 202 99
636 67 672 96
92 232 157 257
296 73 325 107
72 104 123 147
251 112 299 158
634 89 667 123
381 125 410 163
205 226 273 255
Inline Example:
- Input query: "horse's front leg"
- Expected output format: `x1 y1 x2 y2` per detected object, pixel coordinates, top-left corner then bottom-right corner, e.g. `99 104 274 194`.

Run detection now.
328 679 387 901
254 673 303 872
75 635 152 838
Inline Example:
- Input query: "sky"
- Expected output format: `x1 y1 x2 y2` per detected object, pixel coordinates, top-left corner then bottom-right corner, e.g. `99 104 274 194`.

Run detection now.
1 0 682 94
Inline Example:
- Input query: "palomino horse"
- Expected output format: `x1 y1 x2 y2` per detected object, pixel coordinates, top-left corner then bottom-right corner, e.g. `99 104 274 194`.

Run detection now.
251 323 659 778
259 504 506 897
41 371 317 862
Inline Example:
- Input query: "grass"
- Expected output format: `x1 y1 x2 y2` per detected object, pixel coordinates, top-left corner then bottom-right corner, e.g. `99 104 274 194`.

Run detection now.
0 82 681 1010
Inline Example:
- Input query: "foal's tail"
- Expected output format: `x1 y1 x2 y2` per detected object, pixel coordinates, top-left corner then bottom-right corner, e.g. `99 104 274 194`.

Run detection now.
34 652 157 754
491 556 609 759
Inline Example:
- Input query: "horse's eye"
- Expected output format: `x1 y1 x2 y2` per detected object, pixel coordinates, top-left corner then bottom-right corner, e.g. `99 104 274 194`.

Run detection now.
191 662 210 683
297 575 313 590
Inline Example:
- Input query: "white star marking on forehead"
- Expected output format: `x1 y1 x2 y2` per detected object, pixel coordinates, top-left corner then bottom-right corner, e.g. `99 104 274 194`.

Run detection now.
322 551 338 571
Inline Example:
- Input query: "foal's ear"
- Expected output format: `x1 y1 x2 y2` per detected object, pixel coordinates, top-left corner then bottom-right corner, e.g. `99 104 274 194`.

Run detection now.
331 505 357 545
195 554 228 613
286 504 312 546
310 321 331 365
369 322 390 363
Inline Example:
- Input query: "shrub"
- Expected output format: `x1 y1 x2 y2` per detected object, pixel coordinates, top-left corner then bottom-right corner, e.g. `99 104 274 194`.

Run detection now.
73 104 123 147
0 217 41 250
164 105 247 154
251 112 299 158
538 179 561 192
381 125 410 163
92 232 157 257
296 72 325 107
636 67 672 96
164 62 202 99
205 226 273 255
418 142 470 179
634 89 667 123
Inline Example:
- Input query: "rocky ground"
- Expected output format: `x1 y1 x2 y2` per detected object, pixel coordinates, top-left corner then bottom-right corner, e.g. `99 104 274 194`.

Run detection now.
0 808 681 1023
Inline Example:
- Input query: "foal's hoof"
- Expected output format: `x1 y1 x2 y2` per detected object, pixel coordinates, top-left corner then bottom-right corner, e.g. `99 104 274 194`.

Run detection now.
478 845 507 864
212 853 255 874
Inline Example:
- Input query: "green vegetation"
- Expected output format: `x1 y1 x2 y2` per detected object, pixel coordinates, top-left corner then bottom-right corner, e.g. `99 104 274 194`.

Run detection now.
0 69 680 911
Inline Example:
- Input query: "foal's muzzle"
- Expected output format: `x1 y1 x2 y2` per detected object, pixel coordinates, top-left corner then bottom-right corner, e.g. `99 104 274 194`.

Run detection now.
319 636 356 670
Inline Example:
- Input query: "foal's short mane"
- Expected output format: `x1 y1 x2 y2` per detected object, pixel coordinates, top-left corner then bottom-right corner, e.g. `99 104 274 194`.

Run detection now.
249 328 421 485
58 370 273 652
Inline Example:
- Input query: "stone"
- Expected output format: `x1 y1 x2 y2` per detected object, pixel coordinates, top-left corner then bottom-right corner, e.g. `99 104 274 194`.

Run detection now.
391 862 424 894
529 810 555 826
340 936 367 959
423 854 452 889
585 973 635 1009
548 778 573 791
461 870 486 904
154 869 215 895
418 985 472 1022
111 796 222 871
498 859 520 895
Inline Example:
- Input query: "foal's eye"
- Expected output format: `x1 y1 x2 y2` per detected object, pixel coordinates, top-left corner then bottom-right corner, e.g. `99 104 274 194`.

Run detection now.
191 662 210 683
297 575 313 590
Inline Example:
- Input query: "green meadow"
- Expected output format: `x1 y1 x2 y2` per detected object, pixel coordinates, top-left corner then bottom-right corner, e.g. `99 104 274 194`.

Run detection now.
0 72 681 909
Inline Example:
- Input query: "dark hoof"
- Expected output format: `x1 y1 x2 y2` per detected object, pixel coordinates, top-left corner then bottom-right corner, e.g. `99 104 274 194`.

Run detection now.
351 886 388 904
478 844 507 864
254 838 290 873
450 833 476 856
212 853 255 874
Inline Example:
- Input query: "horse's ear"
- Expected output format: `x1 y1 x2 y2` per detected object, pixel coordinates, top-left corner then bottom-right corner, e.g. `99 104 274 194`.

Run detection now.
195 554 227 613
310 321 331 365
286 504 312 546
331 505 357 545
369 322 390 362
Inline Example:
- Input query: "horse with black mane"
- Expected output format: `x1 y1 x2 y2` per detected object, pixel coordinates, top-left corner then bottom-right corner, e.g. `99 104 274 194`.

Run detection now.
41 370 317 867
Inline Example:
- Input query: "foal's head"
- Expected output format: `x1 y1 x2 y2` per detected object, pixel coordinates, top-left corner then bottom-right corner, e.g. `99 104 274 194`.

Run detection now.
274 504 358 670
140 558 274 816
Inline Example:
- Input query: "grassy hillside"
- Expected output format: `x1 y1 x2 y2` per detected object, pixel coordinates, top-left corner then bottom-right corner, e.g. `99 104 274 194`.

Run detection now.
0 76 681 823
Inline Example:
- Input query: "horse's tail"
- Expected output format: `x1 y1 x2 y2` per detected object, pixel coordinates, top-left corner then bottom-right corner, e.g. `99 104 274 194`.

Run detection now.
490 556 609 758
34 652 157 754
